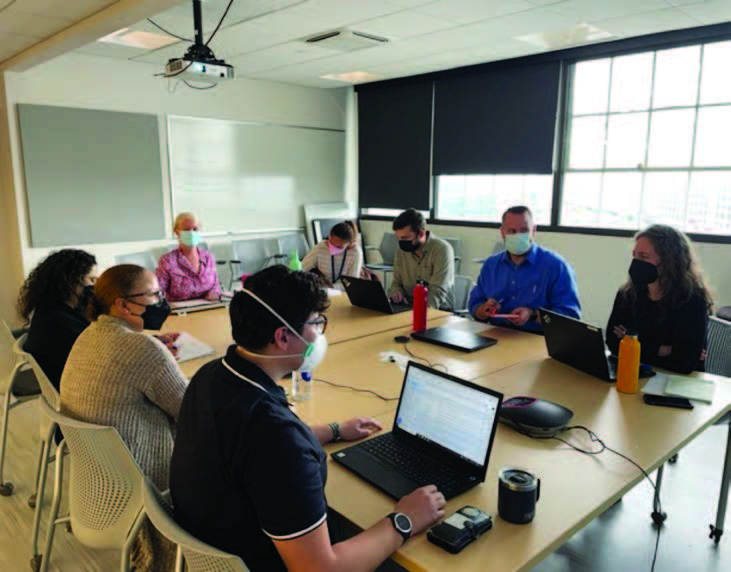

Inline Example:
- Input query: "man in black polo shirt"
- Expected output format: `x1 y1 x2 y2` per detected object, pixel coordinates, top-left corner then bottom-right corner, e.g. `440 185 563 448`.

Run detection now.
170 266 445 572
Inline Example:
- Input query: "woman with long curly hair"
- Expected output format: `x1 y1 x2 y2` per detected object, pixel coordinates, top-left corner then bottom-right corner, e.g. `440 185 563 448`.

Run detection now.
606 225 714 374
19 249 97 390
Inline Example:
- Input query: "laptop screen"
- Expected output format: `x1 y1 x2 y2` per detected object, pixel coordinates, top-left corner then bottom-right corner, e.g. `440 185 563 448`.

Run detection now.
395 364 501 467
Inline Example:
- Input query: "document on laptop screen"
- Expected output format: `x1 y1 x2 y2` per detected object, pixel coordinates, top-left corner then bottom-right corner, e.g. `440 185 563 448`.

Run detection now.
396 367 500 466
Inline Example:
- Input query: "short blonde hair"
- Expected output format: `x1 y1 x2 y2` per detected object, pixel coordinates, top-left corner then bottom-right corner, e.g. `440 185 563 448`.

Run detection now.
173 212 199 234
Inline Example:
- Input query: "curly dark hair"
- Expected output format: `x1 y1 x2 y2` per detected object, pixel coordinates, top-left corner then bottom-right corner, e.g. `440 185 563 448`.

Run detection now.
230 265 330 350
18 249 97 321
622 225 714 314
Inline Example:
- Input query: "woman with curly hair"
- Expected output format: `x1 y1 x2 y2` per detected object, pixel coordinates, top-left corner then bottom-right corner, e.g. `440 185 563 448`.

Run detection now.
606 225 714 374
19 249 97 390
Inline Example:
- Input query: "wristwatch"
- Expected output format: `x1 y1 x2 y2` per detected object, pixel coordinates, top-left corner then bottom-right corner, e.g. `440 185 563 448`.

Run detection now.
530 308 540 322
387 512 413 543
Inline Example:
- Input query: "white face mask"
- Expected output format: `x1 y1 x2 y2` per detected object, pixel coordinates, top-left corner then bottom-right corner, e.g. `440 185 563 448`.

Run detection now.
241 289 328 373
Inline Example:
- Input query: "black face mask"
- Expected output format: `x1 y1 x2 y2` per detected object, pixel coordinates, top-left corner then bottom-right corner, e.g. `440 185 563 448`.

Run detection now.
77 284 95 312
398 239 419 253
130 299 171 331
629 258 658 287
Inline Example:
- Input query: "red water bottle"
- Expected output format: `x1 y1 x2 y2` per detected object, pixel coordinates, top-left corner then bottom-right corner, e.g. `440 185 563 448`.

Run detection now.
412 280 428 332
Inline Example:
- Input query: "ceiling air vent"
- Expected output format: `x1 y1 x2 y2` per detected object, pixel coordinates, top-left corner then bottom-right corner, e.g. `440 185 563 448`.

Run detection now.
303 29 389 52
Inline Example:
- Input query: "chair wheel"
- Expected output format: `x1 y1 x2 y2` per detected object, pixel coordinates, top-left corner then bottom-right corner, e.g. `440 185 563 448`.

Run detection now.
651 510 668 525
0 482 14 496
27 494 37 508
30 554 42 572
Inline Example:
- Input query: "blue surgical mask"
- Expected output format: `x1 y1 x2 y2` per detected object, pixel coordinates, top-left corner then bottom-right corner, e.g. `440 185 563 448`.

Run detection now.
179 230 202 247
505 232 532 256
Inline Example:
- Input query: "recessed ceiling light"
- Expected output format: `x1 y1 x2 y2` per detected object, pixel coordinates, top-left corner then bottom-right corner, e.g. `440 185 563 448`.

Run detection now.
320 71 380 83
98 28 180 49
517 24 614 50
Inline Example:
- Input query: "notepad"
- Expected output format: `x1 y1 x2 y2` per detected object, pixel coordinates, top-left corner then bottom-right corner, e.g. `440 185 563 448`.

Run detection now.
175 332 215 363
665 377 715 404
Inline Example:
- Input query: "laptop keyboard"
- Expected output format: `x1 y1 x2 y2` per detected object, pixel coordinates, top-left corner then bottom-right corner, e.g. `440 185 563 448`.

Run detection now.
359 434 468 496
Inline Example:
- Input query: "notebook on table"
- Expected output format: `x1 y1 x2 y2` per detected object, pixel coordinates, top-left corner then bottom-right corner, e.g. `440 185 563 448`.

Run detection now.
340 276 411 315
332 362 503 500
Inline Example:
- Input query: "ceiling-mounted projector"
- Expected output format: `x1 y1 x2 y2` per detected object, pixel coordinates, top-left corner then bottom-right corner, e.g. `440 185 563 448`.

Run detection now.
163 0 234 82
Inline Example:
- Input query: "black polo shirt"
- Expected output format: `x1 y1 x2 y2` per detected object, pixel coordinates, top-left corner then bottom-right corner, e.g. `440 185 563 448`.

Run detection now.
170 345 328 571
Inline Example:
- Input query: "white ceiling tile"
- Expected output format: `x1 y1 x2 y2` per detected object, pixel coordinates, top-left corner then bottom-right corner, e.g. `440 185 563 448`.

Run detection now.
224 0 402 41
0 7 73 38
381 0 440 8
204 19 292 58
226 42 336 74
75 41 150 60
415 0 537 25
678 0 731 24
548 0 670 23
0 31 39 61
595 7 703 37
525 0 572 6
12 0 118 21
355 10 453 39
669 0 720 5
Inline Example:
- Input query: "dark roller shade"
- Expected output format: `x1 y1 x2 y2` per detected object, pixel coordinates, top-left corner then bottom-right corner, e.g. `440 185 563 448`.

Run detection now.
433 62 561 175
358 81 433 210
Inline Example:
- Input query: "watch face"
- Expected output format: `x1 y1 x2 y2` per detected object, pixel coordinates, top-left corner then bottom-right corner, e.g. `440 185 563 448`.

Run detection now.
394 513 412 533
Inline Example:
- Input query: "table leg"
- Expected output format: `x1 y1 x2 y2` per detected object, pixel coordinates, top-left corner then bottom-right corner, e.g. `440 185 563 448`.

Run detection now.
651 464 667 525
709 419 731 543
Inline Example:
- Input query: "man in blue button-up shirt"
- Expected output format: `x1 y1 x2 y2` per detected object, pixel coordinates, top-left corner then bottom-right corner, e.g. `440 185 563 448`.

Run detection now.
468 206 581 331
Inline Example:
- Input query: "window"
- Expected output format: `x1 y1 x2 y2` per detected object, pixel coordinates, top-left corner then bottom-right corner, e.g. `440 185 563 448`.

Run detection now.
435 175 552 224
562 42 731 235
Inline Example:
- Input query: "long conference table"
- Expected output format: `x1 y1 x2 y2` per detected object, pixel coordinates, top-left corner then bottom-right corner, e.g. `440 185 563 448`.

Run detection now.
165 294 731 572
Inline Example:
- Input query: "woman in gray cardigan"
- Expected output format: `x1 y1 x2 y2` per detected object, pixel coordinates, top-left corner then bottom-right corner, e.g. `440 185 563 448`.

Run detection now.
60 263 187 570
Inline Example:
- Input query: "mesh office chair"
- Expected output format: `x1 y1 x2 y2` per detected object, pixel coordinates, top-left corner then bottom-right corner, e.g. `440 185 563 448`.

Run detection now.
0 323 40 497
443 237 463 275
273 233 310 265
142 478 249 572
707 316 731 378
114 251 158 272
34 399 147 572
452 275 475 316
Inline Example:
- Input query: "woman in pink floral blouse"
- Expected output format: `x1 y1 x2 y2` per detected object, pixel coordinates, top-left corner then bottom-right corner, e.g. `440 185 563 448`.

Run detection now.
156 212 222 302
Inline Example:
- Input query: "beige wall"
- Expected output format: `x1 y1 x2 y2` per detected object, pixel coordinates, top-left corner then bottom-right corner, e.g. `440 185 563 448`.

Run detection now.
360 219 731 327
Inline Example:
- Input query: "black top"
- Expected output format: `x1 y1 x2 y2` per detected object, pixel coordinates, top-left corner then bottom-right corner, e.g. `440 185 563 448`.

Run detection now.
170 346 328 572
23 302 90 390
606 288 708 374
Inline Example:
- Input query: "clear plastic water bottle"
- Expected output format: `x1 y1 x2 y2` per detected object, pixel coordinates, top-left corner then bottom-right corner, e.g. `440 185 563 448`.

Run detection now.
292 370 313 401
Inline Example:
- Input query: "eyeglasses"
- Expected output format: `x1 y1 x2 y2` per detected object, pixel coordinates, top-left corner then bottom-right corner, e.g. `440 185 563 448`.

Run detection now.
127 290 164 300
305 315 328 335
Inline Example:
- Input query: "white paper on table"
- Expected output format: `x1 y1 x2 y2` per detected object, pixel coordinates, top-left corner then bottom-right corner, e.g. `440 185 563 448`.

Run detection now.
325 287 343 297
170 299 217 310
175 332 215 363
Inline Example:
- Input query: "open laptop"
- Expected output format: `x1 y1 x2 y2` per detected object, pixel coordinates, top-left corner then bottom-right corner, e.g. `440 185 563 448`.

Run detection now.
332 362 503 500
539 308 652 382
340 276 411 315
411 326 498 353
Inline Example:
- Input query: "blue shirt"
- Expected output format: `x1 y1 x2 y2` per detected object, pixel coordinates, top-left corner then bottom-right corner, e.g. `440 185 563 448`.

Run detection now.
468 244 581 331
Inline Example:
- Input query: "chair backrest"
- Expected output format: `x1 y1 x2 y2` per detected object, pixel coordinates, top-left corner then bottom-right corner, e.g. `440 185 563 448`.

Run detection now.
232 239 274 274
14 334 59 409
0 321 18 393
442 237 463 273
39 399 145 550
452 275 474 313
379 233 398 266
718 306 731 322
706 316 731 378
115 251 158 272
142 478 249 572
278 233 310 260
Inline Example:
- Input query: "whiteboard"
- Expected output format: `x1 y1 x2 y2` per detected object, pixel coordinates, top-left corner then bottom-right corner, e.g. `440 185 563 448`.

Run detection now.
18 104 165 247
168 116 345 233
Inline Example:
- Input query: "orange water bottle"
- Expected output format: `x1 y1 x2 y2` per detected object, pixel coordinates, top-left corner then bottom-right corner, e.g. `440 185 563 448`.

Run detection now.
616 332 641 394
412 280 428 332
